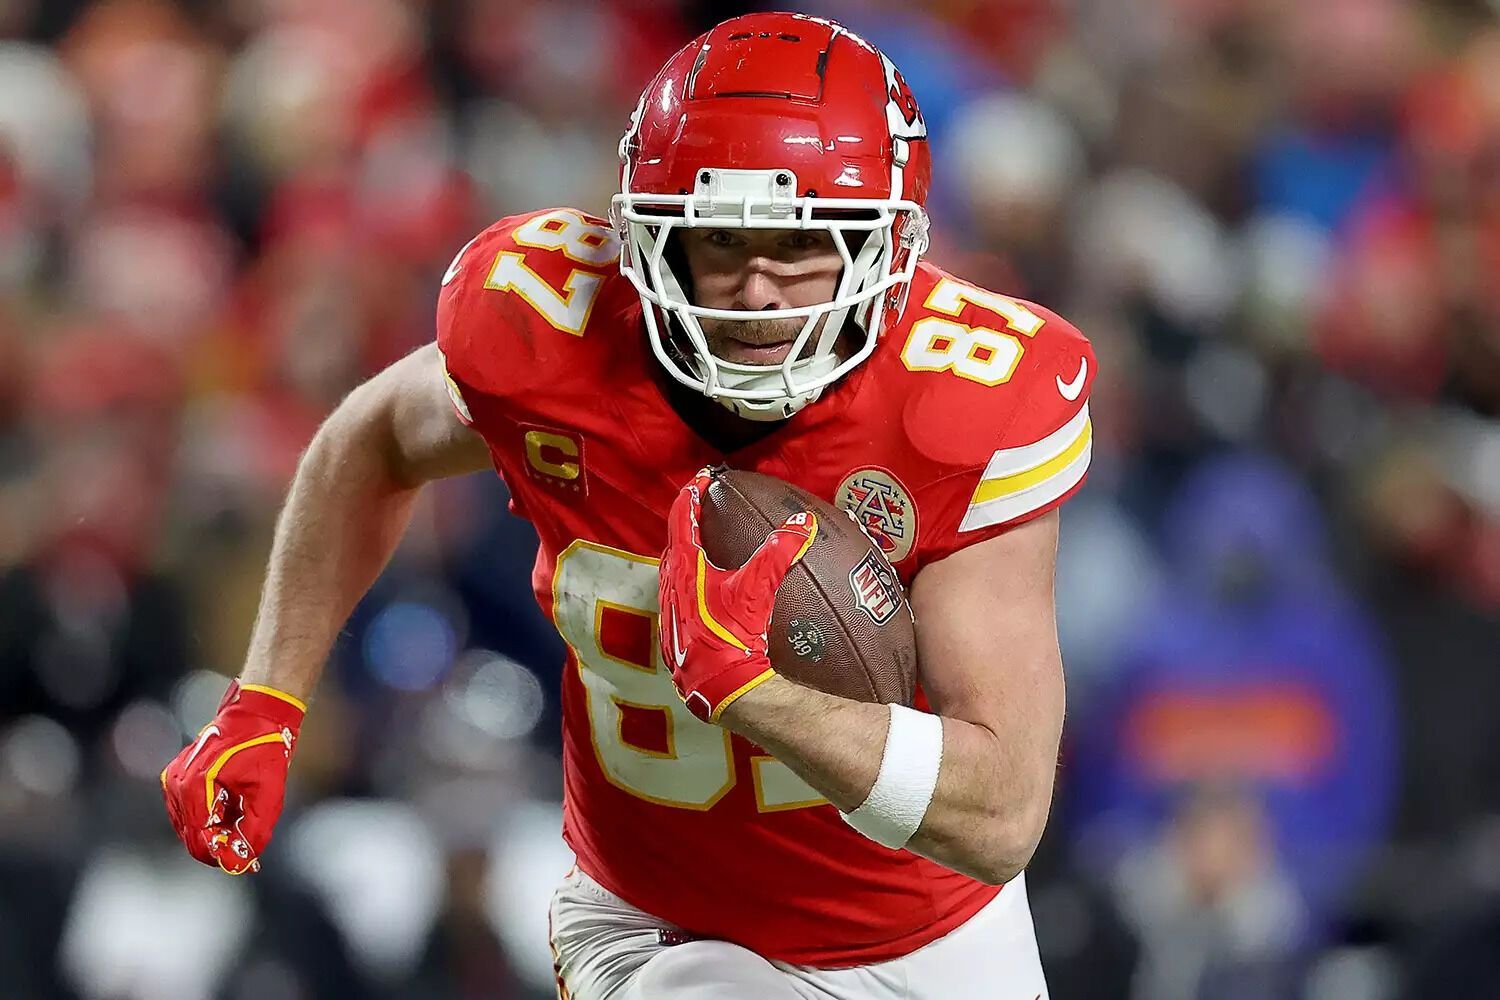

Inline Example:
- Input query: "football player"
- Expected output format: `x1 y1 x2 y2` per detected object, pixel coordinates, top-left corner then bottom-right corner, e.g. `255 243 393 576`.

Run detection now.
162 12 1094 998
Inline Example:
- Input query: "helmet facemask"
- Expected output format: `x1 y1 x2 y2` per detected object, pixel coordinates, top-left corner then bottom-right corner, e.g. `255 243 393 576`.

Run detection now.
612 168 929 421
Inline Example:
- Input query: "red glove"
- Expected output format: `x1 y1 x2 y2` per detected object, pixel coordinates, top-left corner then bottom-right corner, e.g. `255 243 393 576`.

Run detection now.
658 468 818 723
160 679 305 875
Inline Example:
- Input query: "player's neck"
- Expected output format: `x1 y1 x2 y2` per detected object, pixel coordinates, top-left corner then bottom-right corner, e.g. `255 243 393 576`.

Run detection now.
650 326 859 455
660 374 786 455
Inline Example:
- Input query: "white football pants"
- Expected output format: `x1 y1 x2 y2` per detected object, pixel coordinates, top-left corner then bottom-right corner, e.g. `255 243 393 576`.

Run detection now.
547 867 1050 999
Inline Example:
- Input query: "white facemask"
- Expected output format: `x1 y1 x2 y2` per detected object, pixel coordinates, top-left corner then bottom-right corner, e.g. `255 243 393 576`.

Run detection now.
612 167 929 420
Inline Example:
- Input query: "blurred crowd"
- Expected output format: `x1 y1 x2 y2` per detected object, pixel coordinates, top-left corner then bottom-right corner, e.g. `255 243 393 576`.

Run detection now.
2 1 1500 998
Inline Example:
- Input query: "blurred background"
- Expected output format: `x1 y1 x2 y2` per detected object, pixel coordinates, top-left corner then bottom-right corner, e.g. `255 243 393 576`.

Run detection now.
2 0 1499 997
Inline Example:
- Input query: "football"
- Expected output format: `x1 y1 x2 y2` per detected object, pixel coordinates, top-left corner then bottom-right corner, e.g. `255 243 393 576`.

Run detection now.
697 468 918 706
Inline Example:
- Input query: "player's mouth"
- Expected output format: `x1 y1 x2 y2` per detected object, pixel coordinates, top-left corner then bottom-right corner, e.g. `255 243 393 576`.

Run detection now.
721 337 797 364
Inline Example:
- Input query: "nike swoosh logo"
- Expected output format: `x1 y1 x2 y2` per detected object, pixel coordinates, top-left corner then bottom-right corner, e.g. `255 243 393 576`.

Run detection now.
669 611 688 668
185 725 220 768
441 235 479 286
1057 357 1087 401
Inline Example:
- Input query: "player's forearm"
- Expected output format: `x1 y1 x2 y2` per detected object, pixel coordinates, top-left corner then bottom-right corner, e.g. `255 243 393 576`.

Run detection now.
239 395 423 702
721 676 885 810
721 675 1053 884
907 711 1055 885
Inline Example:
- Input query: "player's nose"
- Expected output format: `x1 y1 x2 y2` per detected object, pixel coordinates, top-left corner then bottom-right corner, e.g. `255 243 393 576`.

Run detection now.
736 266 786 311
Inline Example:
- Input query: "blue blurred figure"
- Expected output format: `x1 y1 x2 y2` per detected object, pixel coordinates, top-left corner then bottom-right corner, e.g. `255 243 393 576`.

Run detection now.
1252 127 1397 233
1065 453 1398 1000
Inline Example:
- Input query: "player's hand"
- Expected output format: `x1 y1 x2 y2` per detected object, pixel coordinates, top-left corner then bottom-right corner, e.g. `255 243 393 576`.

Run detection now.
160 679 305 875
658 468 817 723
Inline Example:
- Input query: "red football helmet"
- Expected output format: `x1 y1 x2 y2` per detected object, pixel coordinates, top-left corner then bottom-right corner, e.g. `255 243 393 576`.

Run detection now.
612 12 932 420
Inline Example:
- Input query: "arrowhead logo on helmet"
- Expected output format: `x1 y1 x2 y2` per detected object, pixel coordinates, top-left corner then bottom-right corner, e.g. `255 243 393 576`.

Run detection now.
611 12 932 422
889 69 922 128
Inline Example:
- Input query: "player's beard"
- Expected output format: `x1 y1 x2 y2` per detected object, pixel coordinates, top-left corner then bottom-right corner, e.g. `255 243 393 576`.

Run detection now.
700 316 811 366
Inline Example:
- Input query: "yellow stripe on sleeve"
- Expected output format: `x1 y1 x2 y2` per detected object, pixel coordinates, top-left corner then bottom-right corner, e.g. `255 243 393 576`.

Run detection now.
969 418 1092 506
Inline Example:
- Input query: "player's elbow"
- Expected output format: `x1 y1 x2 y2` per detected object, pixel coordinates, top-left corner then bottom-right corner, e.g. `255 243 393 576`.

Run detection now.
308 386 399 479
970 861 1025 888
965 824 1040 886
965 795 1049 886
314 345 488 490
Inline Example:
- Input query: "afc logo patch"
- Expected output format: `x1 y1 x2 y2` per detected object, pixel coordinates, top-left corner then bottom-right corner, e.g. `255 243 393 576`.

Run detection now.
836 467 917 563
521 424 587 496
849 552 904 625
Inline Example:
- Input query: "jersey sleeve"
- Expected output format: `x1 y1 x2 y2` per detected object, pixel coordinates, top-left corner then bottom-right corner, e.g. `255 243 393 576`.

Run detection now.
909 298 1096 567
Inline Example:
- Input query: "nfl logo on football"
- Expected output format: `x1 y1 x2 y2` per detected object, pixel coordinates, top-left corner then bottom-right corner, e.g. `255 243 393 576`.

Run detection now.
849 552 904 625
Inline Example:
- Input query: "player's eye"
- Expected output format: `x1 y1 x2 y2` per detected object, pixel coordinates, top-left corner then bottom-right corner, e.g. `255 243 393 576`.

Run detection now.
705 229 742 248
783 232 829 252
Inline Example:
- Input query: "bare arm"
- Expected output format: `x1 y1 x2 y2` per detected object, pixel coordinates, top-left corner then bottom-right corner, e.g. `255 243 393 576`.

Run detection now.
720 511 1066 884
239 343 492 701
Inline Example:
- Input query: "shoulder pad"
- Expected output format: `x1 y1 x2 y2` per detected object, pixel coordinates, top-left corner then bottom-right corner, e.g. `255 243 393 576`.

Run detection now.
894 265 1095 533
436 208 626 400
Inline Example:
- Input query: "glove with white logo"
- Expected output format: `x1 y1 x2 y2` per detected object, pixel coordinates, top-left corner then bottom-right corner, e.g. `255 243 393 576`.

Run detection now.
658 468 818 723
160 679 304 875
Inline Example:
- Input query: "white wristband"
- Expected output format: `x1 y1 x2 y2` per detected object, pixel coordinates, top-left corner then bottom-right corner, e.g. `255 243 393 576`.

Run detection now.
840 703 944 850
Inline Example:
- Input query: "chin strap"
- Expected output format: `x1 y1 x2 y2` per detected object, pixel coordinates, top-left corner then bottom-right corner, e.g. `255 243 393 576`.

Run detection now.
709 349 843 420
718 390 817 421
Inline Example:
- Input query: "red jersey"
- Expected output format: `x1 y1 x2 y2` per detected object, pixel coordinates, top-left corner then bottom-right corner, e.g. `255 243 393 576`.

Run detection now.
436 208 1095 967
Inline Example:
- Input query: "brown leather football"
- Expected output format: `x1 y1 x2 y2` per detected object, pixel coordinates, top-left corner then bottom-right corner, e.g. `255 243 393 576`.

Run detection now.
697 468 917 706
